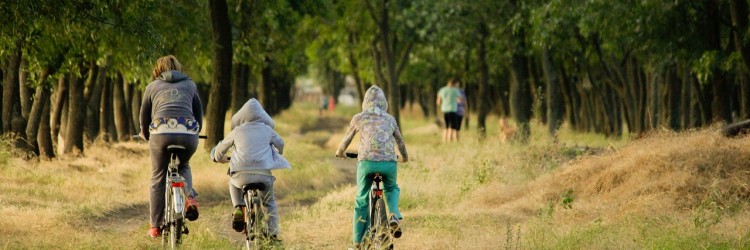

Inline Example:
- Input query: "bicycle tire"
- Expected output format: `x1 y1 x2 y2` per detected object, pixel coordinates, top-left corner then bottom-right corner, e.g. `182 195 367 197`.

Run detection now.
252 200 265 249
171 218 183 247
163 180 172 247
243 192 252 250
370 197 391 249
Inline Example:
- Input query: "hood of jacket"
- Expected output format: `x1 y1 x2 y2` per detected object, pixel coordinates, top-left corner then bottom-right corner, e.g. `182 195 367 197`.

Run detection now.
232 98 274 129
362 85 388 113
159 70 189 83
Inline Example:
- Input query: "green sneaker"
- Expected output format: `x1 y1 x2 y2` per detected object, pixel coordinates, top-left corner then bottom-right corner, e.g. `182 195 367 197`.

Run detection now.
232 208 245 232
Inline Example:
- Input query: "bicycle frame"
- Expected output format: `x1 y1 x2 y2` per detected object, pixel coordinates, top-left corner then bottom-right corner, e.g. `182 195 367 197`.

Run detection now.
163 149 188 248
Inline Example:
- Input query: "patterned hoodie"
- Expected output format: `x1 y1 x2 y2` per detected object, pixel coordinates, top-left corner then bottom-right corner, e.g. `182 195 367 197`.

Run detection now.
336 85 408 162
211 98 290 174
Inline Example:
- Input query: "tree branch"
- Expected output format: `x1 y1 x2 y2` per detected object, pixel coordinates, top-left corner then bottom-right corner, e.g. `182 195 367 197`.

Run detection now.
371 37 387 86
363 0 380 24
395 42 413 78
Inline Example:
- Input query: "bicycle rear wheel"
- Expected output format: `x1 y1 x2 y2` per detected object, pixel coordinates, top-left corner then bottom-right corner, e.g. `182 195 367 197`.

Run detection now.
243 193 252 250
171 218 183 247
252 200 266 249
370 197 392 249
163 181 172 246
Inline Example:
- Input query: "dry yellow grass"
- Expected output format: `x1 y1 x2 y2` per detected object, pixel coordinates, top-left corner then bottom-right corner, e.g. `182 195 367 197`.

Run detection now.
2 104 750 249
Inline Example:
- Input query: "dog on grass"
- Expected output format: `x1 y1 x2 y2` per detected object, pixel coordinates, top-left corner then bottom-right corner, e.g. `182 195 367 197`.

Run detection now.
498 118 516 143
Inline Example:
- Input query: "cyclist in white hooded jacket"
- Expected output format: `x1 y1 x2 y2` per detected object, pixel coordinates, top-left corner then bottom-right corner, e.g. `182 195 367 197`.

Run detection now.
210 98 290 240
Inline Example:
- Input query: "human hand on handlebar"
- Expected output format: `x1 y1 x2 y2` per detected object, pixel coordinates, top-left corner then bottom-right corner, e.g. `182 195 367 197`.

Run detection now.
210 147 231 163
398 155 408 163
335 149 345 159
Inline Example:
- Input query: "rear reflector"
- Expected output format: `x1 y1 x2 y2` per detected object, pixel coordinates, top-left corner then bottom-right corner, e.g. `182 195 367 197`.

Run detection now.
172 182 185 187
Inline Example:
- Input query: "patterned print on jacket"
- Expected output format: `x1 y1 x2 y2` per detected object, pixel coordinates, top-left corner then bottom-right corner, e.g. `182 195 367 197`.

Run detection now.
336 85 408 162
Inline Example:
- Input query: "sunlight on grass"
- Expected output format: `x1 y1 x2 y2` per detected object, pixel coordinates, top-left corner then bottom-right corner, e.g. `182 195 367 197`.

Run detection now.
3 103 750 249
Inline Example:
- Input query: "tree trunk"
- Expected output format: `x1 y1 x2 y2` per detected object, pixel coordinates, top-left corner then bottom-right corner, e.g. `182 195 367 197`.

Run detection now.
64 65 86 156
3 40 22 134
509 28 533 142
477 21 490 135
19 59 31 120
131 87 141 135
231 63 249 115
542 49 563 137
206 0 233 149
730 0 750 75
647 71 660 129
366 0 412 127
99 77 112 141
113 73 130 141
79 61 99 142
85 63 106 140
123 80 135 135
51 75 68 144
348 31 365 101
25 69 51 154
667 67 682 130
38 92 54 160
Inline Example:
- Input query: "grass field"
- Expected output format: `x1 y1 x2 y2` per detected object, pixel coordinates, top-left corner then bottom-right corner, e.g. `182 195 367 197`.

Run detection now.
2 102 750 249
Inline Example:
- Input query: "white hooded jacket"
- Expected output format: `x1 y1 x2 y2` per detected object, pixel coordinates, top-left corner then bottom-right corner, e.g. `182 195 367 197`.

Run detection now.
210 98 291 174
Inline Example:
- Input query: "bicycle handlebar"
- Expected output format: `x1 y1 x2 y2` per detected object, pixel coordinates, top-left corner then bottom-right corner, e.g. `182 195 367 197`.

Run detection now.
132 135 208 140
339 152 402 161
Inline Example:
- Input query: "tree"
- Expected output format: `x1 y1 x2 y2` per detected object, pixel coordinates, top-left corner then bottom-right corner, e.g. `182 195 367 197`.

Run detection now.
205 0 233 149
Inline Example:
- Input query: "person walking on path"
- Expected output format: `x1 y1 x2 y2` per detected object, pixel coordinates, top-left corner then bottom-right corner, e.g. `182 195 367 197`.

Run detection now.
455 80 468 142
436 78 462 143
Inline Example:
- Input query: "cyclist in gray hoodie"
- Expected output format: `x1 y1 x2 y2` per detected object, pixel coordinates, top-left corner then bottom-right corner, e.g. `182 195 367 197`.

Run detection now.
139 55 203 238
210 98 290 240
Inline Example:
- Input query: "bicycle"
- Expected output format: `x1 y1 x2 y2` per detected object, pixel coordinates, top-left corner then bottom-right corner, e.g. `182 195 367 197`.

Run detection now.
162 145 189 249
134 135 203 249
241 181 270 249
212 156 274 250
341 152 400 250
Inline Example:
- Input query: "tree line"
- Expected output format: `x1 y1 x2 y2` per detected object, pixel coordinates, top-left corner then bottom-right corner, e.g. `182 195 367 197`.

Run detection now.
305 0 750 142
3 0 750 160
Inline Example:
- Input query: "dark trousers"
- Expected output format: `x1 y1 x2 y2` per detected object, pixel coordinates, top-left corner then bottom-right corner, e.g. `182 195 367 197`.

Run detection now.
149 133 198 227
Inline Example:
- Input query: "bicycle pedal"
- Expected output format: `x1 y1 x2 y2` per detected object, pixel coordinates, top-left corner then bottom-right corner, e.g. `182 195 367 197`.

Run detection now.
183 226 190 235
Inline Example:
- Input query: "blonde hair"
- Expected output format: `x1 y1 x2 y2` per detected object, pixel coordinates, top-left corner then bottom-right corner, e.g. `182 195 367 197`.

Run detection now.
151 55 184 80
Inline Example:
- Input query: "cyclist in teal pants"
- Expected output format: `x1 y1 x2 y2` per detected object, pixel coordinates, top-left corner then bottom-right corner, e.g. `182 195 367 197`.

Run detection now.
336 85 409 248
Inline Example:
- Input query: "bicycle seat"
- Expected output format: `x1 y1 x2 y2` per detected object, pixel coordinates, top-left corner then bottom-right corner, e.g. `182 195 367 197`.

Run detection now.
242 183 266 192
167 145 186 154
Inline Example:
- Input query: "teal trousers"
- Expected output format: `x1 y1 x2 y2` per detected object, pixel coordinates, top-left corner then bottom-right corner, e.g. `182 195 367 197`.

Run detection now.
353 160 402 243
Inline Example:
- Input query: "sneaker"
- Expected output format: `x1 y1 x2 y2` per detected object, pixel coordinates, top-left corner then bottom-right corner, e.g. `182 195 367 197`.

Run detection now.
232 208 245 232
270 235 283 245
186 197 199 221
347 243 361 250
148 227 161 238
389 215 402 238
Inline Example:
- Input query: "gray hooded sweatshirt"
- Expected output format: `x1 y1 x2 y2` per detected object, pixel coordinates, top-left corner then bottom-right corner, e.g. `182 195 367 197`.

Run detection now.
139 70 203 140
211 98 290 174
